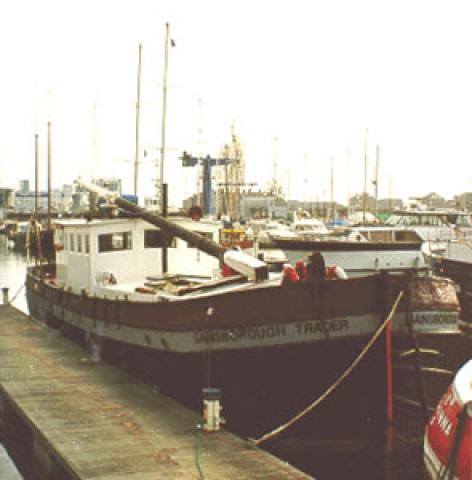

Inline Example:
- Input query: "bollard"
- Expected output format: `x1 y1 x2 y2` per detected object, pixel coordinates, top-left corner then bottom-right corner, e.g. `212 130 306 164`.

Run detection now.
2 288 9 306
202 387 222 432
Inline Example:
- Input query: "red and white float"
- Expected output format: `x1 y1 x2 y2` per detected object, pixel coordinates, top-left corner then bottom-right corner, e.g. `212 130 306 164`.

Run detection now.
424 359 472 479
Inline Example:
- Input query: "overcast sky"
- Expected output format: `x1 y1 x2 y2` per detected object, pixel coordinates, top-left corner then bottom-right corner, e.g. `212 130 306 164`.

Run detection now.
1 0 471 206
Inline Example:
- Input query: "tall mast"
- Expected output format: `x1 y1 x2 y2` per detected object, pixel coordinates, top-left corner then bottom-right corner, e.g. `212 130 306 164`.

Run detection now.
34 91 39 217
330 156 335 223
362 128 368 224
272 136 278 194
374 144 379 216
160 23 170 213
134 43 142 196
34 132 39 217
92 102 97 183
47 92 52 230
346 147 351 215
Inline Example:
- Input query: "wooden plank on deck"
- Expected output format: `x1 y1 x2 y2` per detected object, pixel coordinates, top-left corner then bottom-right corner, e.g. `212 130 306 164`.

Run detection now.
0 305 312 479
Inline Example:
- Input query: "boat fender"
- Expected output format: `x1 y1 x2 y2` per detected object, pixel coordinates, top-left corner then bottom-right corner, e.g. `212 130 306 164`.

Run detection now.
221 263 238 277
424 359 472 479
325 265 348 280
295 260 308 281
281 264 299 285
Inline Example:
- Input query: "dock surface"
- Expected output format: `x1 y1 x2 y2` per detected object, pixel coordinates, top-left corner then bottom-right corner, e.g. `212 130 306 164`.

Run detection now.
0 304 311 479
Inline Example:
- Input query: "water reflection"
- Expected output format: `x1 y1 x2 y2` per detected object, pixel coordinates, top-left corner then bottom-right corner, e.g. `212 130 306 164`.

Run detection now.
0 235 28 313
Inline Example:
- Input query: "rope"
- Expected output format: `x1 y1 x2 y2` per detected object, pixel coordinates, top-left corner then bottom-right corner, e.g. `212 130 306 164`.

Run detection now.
9 283 25 304
253 290 405 445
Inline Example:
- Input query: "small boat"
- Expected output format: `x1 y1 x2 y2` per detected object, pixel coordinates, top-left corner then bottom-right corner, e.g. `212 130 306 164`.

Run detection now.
258 227 428 278
386 209 472 243
424 358 472 479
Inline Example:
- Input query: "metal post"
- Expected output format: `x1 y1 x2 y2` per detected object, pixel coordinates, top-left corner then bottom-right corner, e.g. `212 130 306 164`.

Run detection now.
2 288 9 306
202 387 221 432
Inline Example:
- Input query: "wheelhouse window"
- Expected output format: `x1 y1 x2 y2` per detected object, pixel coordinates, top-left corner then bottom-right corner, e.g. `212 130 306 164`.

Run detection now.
98 232 132 252
144 229 175 248
84 234 90 253
70 233 75 252
77 234 82 253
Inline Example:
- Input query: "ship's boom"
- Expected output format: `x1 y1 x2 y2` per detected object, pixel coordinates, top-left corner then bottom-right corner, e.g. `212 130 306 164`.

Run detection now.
75 180 268 281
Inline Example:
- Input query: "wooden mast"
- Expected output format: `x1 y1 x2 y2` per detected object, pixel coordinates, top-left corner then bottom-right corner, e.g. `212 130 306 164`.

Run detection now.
34 133 39 217
134 43 142 196
374 144 379 216
362 128 368 224
160 23 170 210
47 93 52 231
330 156 335 224
160 23 170 273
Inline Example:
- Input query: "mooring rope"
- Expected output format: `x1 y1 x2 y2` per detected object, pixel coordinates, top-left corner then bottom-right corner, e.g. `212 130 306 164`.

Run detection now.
253 290 405 445
9 283 25 304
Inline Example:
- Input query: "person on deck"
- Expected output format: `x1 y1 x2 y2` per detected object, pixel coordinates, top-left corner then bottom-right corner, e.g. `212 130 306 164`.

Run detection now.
306 251 326 282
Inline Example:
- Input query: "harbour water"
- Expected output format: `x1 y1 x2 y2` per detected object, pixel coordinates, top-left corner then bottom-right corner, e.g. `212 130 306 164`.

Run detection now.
0 236 431 479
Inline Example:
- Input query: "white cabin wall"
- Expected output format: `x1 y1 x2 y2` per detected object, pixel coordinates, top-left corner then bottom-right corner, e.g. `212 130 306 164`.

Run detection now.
167 239 220 278
66 254 91 292
168 218 221 278
55 217 223 293
91 221 161 285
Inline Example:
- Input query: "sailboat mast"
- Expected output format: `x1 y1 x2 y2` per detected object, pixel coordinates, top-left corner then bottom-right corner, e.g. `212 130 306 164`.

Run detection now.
330 156 335 223
134 43 142 197
47 93 52 231
362 128 368 224
160 23 170 212
34 133 39 217
375 144 379 216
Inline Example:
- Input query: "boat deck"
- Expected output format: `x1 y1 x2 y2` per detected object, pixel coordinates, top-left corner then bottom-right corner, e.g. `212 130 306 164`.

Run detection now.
0 304 311 479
